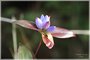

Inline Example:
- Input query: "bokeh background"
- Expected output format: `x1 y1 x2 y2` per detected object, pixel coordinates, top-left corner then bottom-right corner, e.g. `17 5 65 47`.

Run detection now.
1 1 89 59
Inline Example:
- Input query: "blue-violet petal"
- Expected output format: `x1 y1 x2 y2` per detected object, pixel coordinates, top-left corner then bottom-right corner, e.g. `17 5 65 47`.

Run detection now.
40 14 44 20
35 18 43 29
43 21 50 29
42 15 50 23
47 26 56 32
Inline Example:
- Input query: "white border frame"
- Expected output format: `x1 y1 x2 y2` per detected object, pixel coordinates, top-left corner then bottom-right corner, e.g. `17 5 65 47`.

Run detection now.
0 0 89 60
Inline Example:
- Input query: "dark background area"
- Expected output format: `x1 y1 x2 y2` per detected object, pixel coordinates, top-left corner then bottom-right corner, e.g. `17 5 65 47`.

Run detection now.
1 1 89 59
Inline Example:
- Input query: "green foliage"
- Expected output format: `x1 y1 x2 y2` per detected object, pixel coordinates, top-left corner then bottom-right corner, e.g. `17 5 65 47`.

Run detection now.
2 7 17 17
15 44 33 59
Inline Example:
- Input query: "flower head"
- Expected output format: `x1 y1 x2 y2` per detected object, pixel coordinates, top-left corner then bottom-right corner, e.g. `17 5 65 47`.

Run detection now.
35 14 50 29
16 14 75 49
35 15 56 33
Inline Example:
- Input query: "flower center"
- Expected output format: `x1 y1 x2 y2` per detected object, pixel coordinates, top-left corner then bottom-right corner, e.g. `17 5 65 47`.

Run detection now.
39 29 48 36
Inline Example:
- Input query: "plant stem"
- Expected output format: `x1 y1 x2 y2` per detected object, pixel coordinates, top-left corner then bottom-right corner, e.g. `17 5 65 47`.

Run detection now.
12 18 17 59
1 17 16 23
34 40 42 58
71 30 89 35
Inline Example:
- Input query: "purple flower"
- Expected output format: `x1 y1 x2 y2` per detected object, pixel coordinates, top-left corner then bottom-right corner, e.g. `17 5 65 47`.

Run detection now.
35 15 50 29
35 14 55 32
16 14 75 49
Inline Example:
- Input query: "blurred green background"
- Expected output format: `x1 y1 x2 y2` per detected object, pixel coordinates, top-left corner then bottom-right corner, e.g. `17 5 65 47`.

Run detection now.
1 1 89 59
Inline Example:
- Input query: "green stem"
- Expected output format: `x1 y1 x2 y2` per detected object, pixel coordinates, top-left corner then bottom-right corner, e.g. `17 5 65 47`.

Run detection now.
12 18 17 59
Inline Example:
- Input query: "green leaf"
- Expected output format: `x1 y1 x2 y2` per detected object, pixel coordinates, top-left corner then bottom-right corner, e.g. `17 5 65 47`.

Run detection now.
15 44 33 59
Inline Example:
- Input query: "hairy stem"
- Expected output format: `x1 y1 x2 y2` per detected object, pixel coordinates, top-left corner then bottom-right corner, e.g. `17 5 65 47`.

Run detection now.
34 40 42 58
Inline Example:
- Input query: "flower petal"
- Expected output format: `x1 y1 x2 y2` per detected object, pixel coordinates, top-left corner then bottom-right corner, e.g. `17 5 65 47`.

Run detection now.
40 15 50 29
42 21 50 29
47 26 56 32
40 14 44 20
51 27 75 38
42 15 50 23
16 20 38 30
35 18 43 29
42 33 54 49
